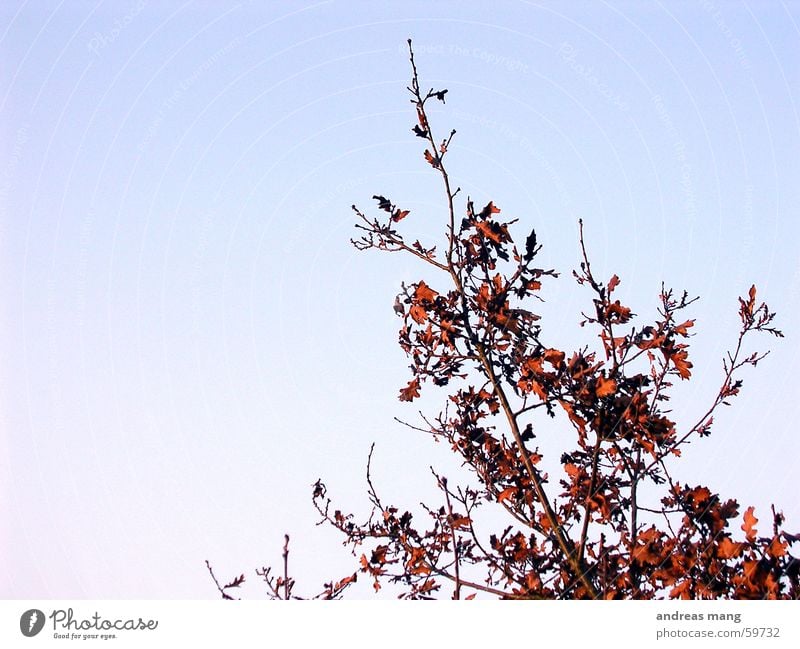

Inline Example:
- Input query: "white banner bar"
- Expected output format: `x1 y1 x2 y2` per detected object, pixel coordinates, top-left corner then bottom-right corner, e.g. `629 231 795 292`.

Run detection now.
1 600 798 648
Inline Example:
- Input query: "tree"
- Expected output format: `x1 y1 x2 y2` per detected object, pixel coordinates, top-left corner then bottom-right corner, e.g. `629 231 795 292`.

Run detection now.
208 40 798 600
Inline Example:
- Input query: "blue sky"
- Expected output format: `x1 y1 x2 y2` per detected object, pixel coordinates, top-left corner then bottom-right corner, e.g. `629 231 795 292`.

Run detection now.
2 0 799 598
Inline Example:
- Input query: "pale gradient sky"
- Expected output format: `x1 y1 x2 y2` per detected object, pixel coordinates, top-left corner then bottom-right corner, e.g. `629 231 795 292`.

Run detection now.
2 0 799 599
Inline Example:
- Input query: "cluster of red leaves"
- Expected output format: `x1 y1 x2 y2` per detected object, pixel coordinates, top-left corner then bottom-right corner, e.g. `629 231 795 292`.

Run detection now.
333 42 798 600
224 41 797 601
624 487 798 599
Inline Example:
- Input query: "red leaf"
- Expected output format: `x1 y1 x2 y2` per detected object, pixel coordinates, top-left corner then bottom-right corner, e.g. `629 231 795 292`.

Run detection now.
607 274 620 293
670 349 693 379
595 376 617 398
399 379 421 402
409 304 428 324
742 506 758 542
424 149 439 168
334 573 357 590
497 486 517 503
475 220 510 244
670 580 692 599
406 547 431 575
767 536 786 558
543 348 565 367
559 400 587 433
605 300 632 324
739 285 757 322
526 379 547 401
449 515 471 529
479 201 501 218
717 537 745 560
475 283 491 311
416 106 427 128
419 323 436 346
415 281 438 303
391 209 410 222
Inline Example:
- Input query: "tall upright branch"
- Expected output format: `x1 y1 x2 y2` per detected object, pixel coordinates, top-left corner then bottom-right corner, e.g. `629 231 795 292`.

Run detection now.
405 39 596 599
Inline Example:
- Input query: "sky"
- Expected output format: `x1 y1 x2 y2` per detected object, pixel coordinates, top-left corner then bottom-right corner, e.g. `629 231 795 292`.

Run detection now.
1 0 799 599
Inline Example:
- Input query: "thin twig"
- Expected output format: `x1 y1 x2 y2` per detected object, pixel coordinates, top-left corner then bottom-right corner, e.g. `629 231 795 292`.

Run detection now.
282 534 290 600
436 474 462 599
